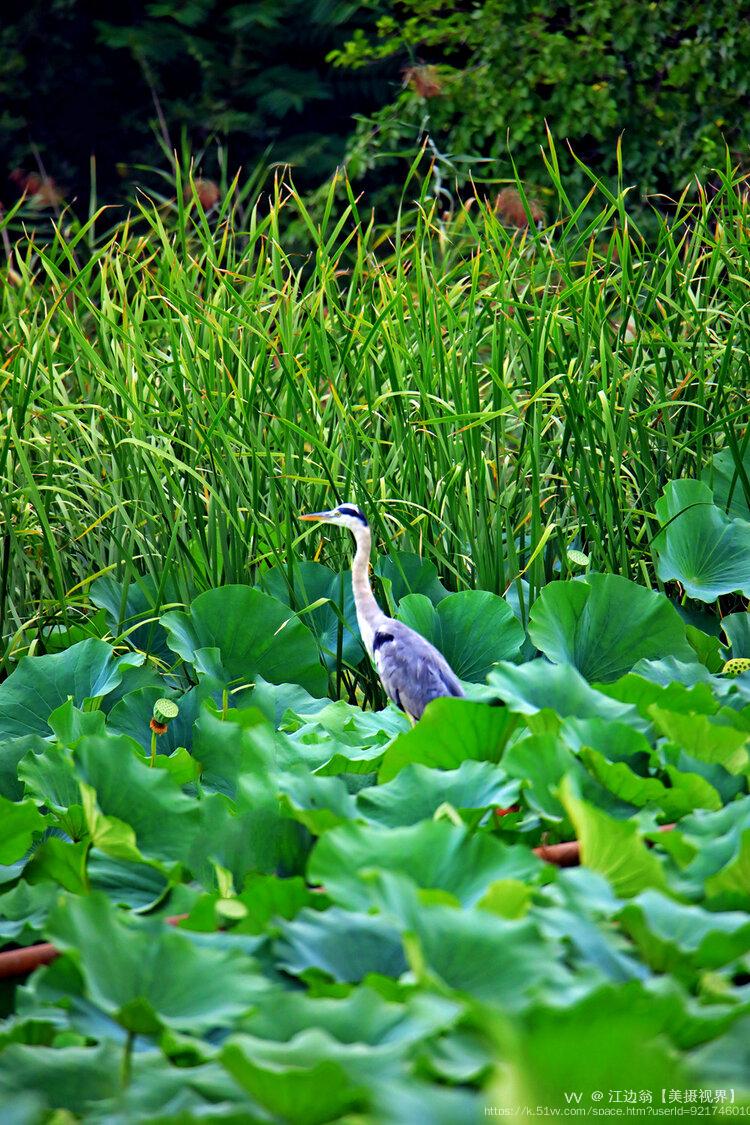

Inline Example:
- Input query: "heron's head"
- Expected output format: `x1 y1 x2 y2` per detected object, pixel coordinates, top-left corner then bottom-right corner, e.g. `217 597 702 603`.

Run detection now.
299 503 369 533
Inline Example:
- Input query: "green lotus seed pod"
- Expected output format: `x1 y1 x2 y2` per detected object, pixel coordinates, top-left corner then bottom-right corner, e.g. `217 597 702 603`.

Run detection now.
722 658 750 678
567 549 590 569
152 698 180 725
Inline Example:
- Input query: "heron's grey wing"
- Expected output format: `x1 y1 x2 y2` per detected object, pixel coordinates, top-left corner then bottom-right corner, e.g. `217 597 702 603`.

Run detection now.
372 620 464 720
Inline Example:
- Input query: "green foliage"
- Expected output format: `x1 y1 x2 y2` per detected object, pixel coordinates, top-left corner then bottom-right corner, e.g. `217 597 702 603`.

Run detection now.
0 602 750 1114
528 573 693 682
3 169 749 684
653 480 750 601
332 0 750 210
1 1 387 201
397 590 524 681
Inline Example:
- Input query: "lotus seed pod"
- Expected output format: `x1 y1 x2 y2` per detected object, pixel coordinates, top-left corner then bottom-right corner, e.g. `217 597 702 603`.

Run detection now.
722 658 750 677
567 549 590 568
152 698 180 725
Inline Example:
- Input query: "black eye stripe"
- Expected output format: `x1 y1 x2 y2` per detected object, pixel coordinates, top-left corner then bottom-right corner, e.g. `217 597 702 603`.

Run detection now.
337 506 368 524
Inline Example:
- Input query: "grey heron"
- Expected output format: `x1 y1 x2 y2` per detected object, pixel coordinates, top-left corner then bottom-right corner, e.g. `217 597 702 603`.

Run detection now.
300 504 464 721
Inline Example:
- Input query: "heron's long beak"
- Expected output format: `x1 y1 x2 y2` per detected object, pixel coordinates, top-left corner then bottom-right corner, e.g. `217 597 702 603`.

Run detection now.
299 511 335 522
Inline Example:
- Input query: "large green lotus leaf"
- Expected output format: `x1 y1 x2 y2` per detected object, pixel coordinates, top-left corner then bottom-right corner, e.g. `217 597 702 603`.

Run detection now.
397 590 524 681
619 890 750 976
223 1028 479 1125
221 1036 370 1125
25 836 88 894
683 622 725 672
378 700 520 782
239 985 460 1046
374 550 449 608
0 639 144 740
107 684 202 754
46 699 107 747
17 741 86 843
599 669 721 717
579 747 721 819
278 771 359 835
284 700 406 745
488 982 685 1110
46 893 269 1033
0 796 46 864
87 851 170 911
650 707 749 774
0 734 48 800
503 734 587 822
702 447 750 521
534 868 649 984
239 675 328 728
723 613 750 659
233 874 325 935
161 585 327 696
666 798 750 886
275 907 408 982
528 574 693 683
0 880 58 943
18 743 80 813
259 561 365 670
410 905 563 1009
71 1058 255 1123
190 705 287 796
309 821 543 910
284 700 406 776
560 776 668 897
74 733 204 866
191 780 308 891
689 1015 750 1093
356 761 520 828
0 1042 122 1114
561 716 653 767
190 711 310 885
704 829 750 910
487 660 641 725
653 479 750 601
89 573 180 661
40 611 105 655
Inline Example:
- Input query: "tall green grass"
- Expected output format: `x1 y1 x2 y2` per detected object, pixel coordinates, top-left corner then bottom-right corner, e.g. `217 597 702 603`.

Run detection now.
2 156 749 670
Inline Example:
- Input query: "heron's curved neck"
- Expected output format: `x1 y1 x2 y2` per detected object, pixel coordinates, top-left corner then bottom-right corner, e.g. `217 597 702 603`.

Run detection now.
350 525 385 656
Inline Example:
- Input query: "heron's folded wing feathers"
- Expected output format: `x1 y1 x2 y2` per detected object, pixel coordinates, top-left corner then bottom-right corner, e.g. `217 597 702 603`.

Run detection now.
373 620 464 719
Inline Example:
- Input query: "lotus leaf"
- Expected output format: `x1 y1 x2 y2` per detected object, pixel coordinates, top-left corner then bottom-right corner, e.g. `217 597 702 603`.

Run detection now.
653 479 750 601
161 585 327 695
528 573 693 682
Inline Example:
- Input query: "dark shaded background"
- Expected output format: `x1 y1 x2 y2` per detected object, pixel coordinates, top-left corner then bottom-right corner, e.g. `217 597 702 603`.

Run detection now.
3 1 750 218
1 0 391 208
